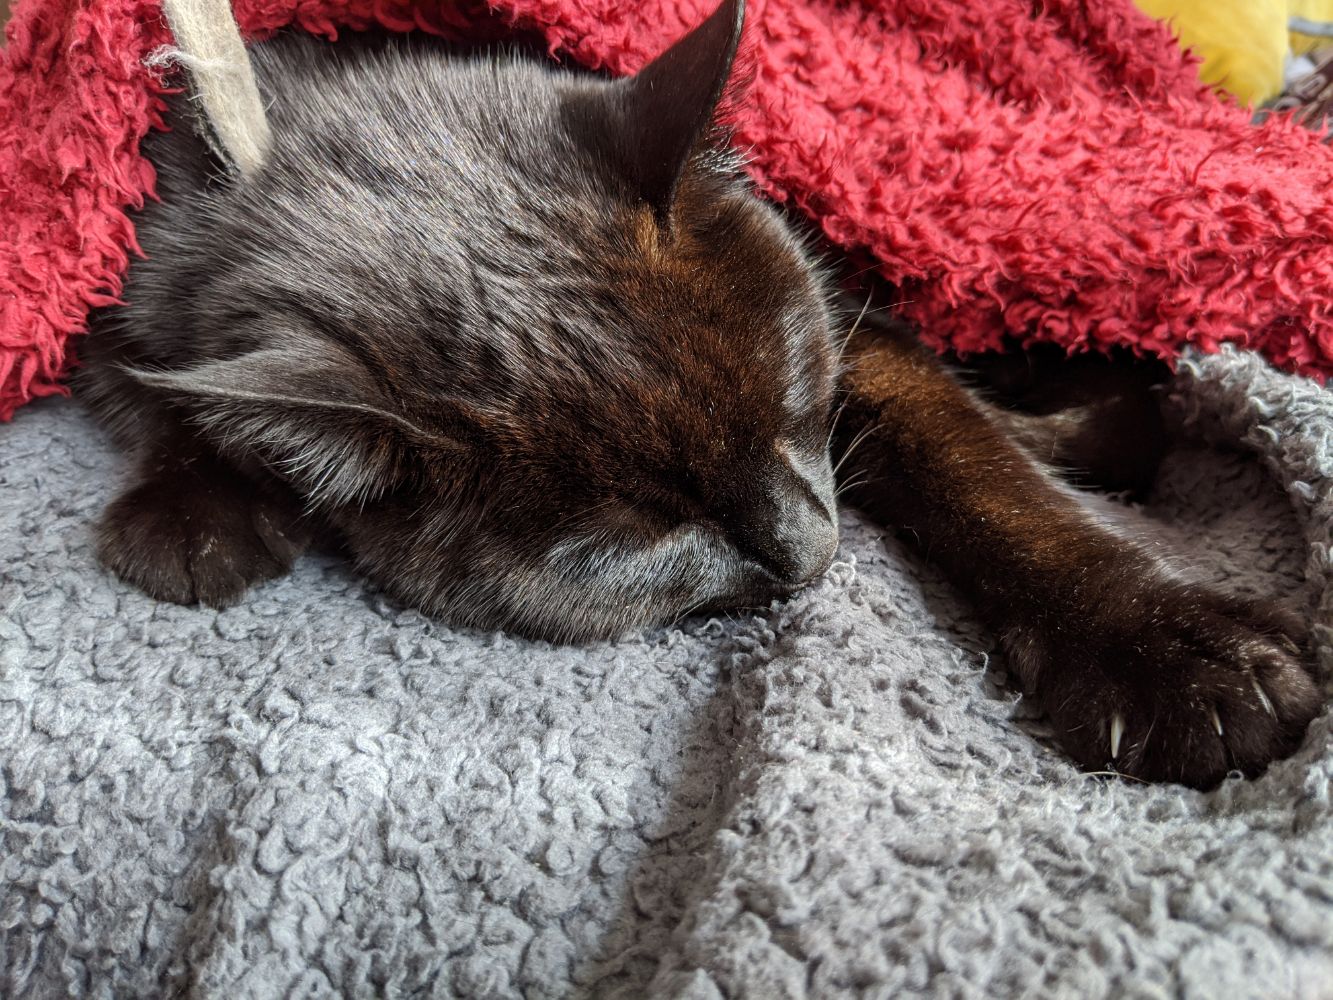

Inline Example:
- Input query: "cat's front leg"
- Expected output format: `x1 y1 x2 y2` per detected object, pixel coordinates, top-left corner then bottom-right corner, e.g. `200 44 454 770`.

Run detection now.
97 429 313 608
836 325 1321 788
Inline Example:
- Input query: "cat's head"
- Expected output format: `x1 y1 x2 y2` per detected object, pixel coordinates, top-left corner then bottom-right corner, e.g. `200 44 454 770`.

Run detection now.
136 0 841 640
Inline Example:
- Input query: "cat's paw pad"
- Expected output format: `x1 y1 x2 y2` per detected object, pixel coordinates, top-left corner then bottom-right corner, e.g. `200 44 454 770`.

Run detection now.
97 470 309 608
1010 587 1321 788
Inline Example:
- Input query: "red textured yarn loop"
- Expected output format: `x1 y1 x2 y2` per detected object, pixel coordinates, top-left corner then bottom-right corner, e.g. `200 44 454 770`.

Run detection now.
2 0 1331 421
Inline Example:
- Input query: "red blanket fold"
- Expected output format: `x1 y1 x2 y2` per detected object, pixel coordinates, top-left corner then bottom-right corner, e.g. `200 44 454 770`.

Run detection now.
2 0 1331 422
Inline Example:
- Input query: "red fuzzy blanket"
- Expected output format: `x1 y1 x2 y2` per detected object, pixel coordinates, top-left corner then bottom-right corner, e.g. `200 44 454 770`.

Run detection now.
2 0 1332 421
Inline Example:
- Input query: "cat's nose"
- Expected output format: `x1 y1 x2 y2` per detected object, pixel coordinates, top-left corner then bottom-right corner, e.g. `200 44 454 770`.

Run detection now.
720 464 838 589
735 493 836 588
766 498 839 586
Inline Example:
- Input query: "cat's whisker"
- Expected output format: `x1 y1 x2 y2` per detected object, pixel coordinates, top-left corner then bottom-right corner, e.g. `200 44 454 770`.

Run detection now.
674 595 714 623
549 497 616 536
837 290 874 362
860 299 912 315
839 260 891 284
835 479 871 498
824 398 851 455
834 472 877 499
1082 770 1150 785
835 351 891 380
831 421 874 472
831 421 880 478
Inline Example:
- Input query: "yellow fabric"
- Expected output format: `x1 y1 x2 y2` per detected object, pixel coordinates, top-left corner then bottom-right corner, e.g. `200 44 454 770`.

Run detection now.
1290 0 1333 54
1134 0 1333 106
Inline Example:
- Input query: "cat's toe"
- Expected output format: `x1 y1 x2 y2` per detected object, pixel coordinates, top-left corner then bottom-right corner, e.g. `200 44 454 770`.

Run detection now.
1211 592 1310 656
96 472 307 608
180 526 291 608
97 486 199 605
1100 626 1319 789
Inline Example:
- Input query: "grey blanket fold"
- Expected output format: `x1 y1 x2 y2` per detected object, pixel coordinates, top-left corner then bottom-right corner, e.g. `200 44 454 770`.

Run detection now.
2 347 1330 999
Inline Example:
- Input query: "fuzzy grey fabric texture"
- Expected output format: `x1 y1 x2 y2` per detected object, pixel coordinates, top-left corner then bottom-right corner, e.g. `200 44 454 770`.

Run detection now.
2 347 1331 999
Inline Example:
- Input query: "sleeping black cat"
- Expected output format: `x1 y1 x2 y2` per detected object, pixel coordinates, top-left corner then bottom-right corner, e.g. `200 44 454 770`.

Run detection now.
80 0 1321 788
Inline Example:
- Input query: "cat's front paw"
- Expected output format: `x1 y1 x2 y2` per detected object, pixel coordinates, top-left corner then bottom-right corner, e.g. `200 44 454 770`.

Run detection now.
97 461 311 608
1006 578 1321 788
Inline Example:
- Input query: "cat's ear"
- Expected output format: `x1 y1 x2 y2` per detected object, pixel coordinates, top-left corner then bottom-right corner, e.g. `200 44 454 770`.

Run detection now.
592 0 744 218
129 344 467 505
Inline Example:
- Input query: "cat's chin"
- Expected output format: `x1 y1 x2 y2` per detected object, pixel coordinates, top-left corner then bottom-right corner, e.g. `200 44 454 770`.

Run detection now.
677 579 823 626
514 585 806 645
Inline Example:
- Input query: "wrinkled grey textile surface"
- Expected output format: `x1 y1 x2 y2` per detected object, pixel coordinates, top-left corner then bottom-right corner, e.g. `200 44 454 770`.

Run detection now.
1 348 1331 1000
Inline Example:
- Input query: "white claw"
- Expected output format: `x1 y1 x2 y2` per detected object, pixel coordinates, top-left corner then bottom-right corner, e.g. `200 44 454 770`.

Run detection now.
1252 678 1276 719
1110 714 1125 760
1210 706 1224 737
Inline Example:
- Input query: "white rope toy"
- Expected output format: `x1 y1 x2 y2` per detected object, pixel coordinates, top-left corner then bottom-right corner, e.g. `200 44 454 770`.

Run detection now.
153 0 271 176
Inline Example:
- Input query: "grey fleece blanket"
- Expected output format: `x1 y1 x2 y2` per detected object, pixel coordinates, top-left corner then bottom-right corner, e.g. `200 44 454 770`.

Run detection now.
2 347 1331 999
